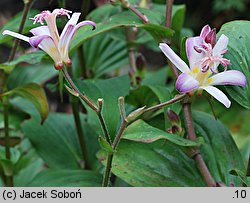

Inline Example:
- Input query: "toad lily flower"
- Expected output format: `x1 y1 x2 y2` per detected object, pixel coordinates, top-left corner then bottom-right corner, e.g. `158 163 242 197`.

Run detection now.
159 31 247 108
2 8 96 70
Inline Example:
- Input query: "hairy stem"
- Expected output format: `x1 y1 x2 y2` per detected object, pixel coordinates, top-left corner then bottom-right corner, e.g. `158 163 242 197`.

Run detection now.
71 98 91 169
183 102 216 187
8 0 34 61
144 94 186 113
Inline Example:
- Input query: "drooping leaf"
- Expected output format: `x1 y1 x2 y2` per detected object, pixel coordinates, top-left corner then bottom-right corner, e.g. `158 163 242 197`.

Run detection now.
1 83 49 123
27 169 102 186
217 21 250 109
192 111 246 186
123 119 202 146
97 140 205 186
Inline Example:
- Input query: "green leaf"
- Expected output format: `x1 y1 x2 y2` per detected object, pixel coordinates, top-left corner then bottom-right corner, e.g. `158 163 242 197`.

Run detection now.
27 169 102 186
76 75 130 138
123 119 201 146
2 83 49 123
0 51 46 73
7 63 57 90
98 136 114 153
70 9 174 52
217 21 250 109
193 111 246 186
83 33 128 77
21 113 100 170
97 140 205 186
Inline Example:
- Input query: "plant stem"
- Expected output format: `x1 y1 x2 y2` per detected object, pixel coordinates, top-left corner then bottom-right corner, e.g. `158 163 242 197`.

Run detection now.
8 0 34 61
247 155 250 177
144 94 186 113
165 0 173 27
102 153 113 187
165 0 179 79
103 119 128 187
183 102 216 187
70 97 91 169
120 0 149 24
63 68 111 144
63 68 98 112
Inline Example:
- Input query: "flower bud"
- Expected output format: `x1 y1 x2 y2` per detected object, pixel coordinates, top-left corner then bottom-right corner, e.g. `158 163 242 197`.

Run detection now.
205 28 216 48
136 53 146 71
167 109 180 124
127 106 146 123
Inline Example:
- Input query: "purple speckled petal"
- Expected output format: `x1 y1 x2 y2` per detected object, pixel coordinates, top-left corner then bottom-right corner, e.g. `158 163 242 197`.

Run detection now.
30 26 51 36
159 43 190 73
186 36 205 70
208 70 247 87
201 86 231 108
176 73 200 93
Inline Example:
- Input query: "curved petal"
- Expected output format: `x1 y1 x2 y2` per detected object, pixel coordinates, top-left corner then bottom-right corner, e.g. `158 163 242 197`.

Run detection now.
201 86 231 108
207 70 247 86
176 73 200 93
213 34 228 56
29 35 51 48
59 13 96 62
159 43 190 73
2 30 29 43
200 25 211 38
186 36 205 70
30 26 51 36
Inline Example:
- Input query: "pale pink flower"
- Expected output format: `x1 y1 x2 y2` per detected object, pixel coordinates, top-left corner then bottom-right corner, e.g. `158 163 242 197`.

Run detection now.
159 26 247 108
3 8 96 69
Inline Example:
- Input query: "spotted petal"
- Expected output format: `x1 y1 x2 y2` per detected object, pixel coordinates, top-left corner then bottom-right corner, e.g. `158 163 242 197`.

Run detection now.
176 73 200 93
30 26 51 36
186 36 205 70
208 70 247 86
159 43 190 73
201 86 231 108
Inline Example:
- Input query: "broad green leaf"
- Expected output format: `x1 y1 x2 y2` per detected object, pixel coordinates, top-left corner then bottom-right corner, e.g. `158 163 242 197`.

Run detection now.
217 21 250 109
27 169 102 186
21 113 100 170
70 9 174 52
193 111 246 186
0 9 38 44
76 75 130 138
229 169 249 186
0 51 46 73
7 63 57 90
123 119 202 146
83 33 128 77
97 140 205 186
2 83 49 123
